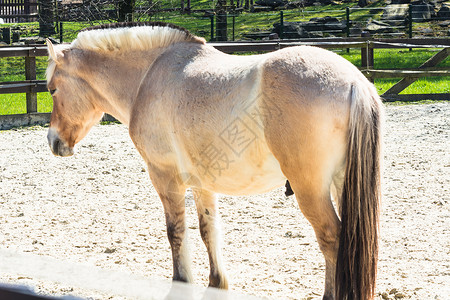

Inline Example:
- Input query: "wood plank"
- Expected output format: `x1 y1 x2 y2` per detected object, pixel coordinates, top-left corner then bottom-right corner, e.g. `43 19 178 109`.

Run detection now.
383 48 449 96
0 40 447 58
212 42 279 53
0 13 38 18
362 69 450 78
374 38 450 47
382 93 450 101
25 56 37 113
415 47 450 68
0 46 47 58
280 42 367 49
0 80 47 94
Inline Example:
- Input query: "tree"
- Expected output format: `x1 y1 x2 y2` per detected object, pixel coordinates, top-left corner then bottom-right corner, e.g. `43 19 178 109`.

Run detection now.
38 0 55 36
118 0 135 22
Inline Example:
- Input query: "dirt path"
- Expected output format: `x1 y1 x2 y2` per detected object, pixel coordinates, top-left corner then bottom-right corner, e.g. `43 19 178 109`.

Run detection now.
0 102 449 299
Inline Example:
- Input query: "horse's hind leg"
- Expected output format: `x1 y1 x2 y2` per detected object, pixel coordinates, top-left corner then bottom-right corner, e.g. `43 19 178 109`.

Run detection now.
147 166 193 284
290 176 340 300
193 189 228 289
262 111 345 298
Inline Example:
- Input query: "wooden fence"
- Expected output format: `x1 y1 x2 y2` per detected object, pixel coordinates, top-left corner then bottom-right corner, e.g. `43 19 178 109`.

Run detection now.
0 0 38 23
0 37 449 129
210 37 449 101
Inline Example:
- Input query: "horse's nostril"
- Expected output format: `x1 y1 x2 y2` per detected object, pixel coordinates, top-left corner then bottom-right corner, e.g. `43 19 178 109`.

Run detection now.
47 128 73 157
53 138 61 154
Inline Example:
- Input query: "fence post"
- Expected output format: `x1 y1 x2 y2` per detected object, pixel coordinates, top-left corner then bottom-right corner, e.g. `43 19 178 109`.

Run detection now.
210 15 215 41
408 4 413 51
346 7 350 36
25 53 38 113
232 15 235 41
346 7 350 53
408 4 413 38
24 0 31 15
12 32 20 43
59 22 63 43
38 0 56 36
215 0 228 41
55 0 59 35
2 27 11 44
280 11 284 40
361 31 374 74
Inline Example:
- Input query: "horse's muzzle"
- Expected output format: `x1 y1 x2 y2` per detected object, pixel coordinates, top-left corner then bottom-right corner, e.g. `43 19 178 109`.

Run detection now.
47 128 74 157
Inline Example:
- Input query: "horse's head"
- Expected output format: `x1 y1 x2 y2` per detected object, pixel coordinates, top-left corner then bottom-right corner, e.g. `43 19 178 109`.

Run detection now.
46 39 104 157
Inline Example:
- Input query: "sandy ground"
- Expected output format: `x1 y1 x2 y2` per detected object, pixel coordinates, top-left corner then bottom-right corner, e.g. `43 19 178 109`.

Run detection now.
0 102 449 300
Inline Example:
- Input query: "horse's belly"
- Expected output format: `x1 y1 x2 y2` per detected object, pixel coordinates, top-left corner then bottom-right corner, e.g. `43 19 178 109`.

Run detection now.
197 143 286 196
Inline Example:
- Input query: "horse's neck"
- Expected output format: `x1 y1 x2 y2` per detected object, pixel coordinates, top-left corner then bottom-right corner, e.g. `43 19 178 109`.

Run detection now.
80 49 163 125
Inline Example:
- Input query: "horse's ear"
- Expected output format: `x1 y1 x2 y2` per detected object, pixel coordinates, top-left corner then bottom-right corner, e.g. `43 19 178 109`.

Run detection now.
46 38 59 62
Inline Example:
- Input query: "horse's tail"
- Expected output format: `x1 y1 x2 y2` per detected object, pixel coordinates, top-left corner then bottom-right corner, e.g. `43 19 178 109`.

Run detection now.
336 83 383 300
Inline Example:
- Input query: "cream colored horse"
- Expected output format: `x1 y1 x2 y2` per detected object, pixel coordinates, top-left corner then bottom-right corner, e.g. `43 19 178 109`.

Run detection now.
46 22 383 300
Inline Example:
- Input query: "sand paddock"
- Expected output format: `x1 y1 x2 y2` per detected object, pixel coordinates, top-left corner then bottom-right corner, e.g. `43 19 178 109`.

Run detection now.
0 102 449 299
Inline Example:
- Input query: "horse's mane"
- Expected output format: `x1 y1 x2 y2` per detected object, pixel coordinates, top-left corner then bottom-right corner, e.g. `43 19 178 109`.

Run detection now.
71 22 205 52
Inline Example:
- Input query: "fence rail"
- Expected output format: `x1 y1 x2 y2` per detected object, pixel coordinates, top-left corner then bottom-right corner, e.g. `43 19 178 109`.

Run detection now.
0 38 449 129
0 0 38 23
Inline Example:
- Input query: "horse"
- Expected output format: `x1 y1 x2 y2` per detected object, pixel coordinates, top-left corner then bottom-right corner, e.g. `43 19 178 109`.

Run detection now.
45 22 383 300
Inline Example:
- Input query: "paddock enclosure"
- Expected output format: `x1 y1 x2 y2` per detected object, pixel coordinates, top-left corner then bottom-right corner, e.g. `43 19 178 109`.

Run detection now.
0 102 449 299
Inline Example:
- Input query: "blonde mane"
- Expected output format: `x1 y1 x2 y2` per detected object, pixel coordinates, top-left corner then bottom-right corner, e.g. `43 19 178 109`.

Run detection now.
46 23 205 83
71 22 205 52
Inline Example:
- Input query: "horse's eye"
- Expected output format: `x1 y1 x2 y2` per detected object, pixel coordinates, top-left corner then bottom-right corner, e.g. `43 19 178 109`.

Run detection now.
50 89 57 95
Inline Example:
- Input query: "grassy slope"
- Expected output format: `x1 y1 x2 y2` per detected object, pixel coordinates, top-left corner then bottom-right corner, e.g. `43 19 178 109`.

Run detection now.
1 1 448 114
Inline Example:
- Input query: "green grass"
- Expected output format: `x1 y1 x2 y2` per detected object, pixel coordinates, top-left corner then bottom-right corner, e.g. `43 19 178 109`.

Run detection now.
339 48 450 69
1 48 448 115
339 48 450 95
375 77 450 94
37 93 53 112
1 0 448 115
0 93 52 115
0 93 26 115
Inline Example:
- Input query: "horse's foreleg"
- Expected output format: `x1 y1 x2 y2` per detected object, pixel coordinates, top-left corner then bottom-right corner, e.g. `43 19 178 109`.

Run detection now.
149 168 193 284
291 180 340 300
193 189 228 289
